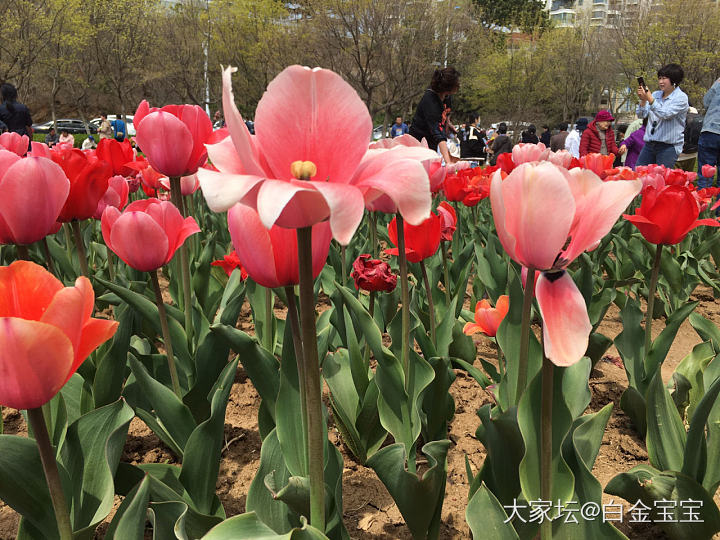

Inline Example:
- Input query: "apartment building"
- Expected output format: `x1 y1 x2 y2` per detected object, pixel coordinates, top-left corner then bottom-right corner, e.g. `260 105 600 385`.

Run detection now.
545 0 658 28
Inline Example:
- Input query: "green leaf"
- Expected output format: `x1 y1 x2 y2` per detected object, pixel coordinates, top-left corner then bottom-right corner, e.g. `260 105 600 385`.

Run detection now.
451 358 491 388
517 366 575 511
179 359 238 515
689 312 720 353
644 301 698 383
562 358 592 420
646 370 687 472
683 376 720 490
421 357 456 442
0 435 59 538
96 277 193 384
605 465 720 540
128 354 196 456
59 399 135 534
674 341 715 420
202 512 328 539
93 304 134 408
614 296 645 389
619 386 647 437
465 483 519 540
105 475 150 539
367 440 450 539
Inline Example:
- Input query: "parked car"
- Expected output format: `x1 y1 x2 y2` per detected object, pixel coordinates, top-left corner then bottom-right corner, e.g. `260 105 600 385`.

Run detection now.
88 115 136 137
372 125 388 141
32 119 97 134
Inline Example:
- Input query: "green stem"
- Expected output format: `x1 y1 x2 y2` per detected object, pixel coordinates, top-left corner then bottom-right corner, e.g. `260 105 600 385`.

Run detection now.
264 287 274 354
70 221 89 277
396 215 411 392
441 240 451 305
396 215 417 475
16 244 30 261
284 286 308 471
340 244 347 285
369 211 378 258
41 238 56 275
27 408 73 540
420 260 436 345
516 266 536 405
107 250 115 282
644 244 663 355
63 223 73 260
170 177 194 347
151 270 182 397
540 355 554 540
296 227 325 531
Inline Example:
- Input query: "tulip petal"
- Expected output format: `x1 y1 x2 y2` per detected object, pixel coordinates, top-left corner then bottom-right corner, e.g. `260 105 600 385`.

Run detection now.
255 65 372 184
222 66 266 177
0 157 70 245
73 316 118 382
206 137 245 174
491 162 575 269
109 212 170 272
0 260 64 319
0 149 21 178
134 112 194 177
196 168 265 212
564 169 641 262
309 182 364 245
536 271 591 367
256 178 330 231
354 157 431 226
228 203 281 287
0 318 74 410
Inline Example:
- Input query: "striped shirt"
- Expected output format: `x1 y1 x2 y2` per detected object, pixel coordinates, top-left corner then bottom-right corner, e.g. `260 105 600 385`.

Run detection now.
636 86 688 154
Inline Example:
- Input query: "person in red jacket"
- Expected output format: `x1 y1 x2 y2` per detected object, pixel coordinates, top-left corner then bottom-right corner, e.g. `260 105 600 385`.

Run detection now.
580 110 626 158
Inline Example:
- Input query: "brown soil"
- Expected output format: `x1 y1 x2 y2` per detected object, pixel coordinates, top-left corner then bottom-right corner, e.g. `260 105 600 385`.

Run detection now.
2 287 720 539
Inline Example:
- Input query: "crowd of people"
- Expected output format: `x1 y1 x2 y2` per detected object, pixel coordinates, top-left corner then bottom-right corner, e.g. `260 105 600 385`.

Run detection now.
1 63 719 188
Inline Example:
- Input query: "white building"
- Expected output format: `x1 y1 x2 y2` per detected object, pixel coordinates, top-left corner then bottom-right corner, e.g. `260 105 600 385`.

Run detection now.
545 0 659 28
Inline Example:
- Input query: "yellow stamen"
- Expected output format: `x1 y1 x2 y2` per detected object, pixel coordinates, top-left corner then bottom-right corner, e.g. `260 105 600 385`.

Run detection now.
291 160 317 180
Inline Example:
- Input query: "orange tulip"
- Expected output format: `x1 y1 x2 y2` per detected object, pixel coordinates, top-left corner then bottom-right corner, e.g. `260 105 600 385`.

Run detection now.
0 261 118 410
463 295 509 338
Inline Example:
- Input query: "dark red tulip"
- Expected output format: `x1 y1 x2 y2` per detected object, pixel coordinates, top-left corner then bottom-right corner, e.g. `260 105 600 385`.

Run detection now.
351 254 397 292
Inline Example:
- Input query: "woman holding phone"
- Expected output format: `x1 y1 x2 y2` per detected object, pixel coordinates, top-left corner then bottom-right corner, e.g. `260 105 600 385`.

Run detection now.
635 63 689 168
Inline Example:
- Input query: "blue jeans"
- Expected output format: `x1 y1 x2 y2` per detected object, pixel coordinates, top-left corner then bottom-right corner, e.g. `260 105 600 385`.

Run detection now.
697 131 720 188
635 141 679 168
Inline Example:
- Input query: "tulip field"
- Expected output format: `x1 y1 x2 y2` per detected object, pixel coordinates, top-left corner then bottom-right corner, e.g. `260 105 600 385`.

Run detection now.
3 65 720 540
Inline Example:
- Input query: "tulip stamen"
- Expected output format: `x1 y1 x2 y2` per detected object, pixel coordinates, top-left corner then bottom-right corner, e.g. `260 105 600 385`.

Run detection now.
291 160 317 180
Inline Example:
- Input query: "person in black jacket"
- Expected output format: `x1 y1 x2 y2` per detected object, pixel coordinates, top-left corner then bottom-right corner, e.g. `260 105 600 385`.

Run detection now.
460 114 486 160
0 83 33 137
409 67 460 164
489 123 512 165
520 124 539 144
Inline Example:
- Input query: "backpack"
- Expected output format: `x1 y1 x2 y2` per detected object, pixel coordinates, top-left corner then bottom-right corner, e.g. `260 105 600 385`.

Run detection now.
683 113 703 154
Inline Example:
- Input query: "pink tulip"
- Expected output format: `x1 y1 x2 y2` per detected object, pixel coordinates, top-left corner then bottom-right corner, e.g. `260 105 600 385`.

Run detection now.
227 203 331 288
548 150 572 169
134 101 213 177
27 141 51 158
491 162 641 366
0 155 70 245
101 199 200 272
159 174 200 195
0 132 29 156
93 175 130 219
702 164 717 179
369 133 446 193
197 66 433 245
512 142 550 165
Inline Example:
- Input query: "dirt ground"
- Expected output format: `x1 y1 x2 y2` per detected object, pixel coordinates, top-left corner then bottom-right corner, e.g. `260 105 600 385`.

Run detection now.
1 286 720 539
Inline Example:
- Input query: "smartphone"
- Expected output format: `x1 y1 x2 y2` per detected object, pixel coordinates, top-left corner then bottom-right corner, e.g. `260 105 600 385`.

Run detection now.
637 76 648 92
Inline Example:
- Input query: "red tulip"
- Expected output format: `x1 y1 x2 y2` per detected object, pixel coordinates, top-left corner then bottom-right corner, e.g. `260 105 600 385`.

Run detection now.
463 295 509 337
93 175 130 220
442 170 469 202
134 100 212 177
211 251 248 279
51 146 112 222
0 154 70 245
0 261 118 409
496 152 516 174
101 199 200 272
227 203 331 288
578 153 615 177
437 201 457 241
702 164 717 179
351 254 397 292
0 132 29 156
96 138 135 176
27 141 51 158
624 184 720 245
386 212 442 263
